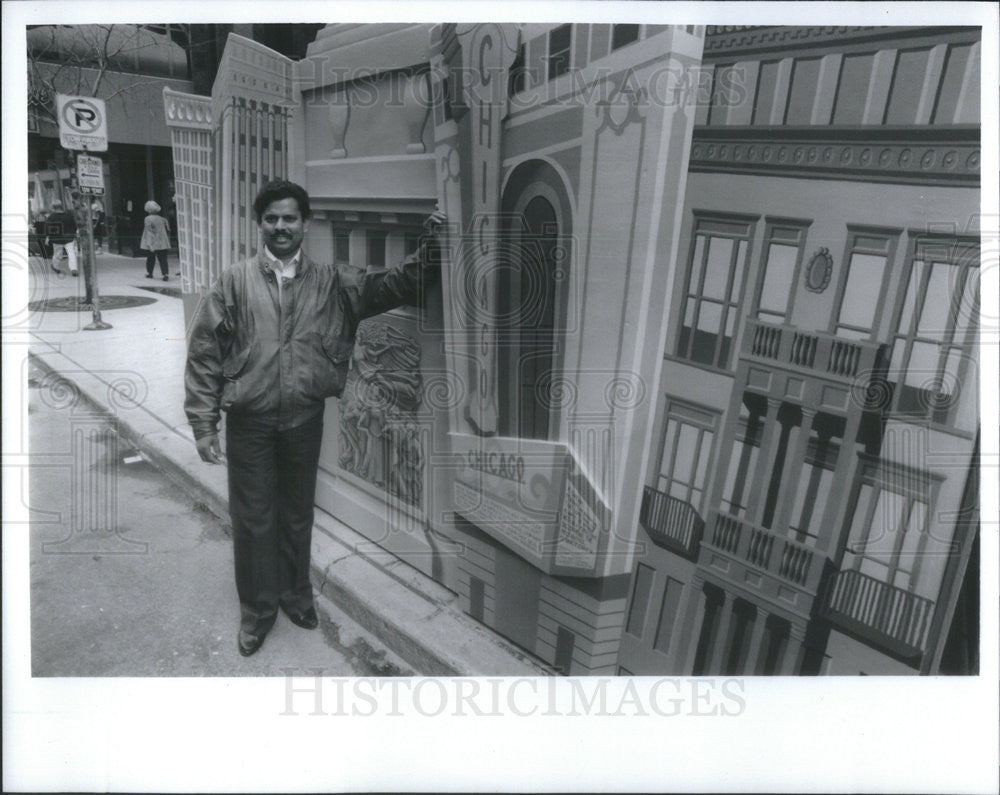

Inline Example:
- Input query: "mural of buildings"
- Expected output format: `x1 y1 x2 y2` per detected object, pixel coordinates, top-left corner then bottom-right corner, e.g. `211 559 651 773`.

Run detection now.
163 23 981 676
620 25 981 676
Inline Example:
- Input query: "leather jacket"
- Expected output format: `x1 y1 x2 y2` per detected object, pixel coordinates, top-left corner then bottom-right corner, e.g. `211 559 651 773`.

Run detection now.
184 247 437 440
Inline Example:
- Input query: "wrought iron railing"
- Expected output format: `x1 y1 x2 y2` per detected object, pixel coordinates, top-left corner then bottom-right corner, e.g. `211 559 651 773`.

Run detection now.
640 486 704 559
822 567 934 658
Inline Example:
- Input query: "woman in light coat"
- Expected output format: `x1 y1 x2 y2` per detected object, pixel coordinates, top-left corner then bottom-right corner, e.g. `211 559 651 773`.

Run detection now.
140 200 171 280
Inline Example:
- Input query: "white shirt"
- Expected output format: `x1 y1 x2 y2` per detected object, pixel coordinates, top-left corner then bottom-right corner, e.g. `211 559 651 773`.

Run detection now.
262 246 301 302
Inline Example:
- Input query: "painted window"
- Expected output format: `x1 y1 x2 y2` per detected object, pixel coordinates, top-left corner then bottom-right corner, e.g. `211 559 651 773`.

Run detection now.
333 228 350 264
676 215 753 369
784 57 822 124
366 229 387 269
655 401 716 512
832 228 897 340
332 225 423 272
611 24 640 51
547 24 572 80
707 63 737 125
508 43 527 97
626 563 655 637
718 400 763 519
752 60 780 125
753 221 808 326
832 53 876 125
842 459 942 601
498 194 562 440
653 577 684 655
888 238 979 428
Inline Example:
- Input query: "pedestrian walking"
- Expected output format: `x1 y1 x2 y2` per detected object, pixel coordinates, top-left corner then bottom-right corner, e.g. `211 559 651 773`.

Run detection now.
184 179 445 657
90 197 106 253
140 200 171 280
45 199 78 276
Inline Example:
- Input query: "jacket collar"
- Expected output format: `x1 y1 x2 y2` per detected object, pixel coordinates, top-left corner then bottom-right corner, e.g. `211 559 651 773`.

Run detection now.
256 248 313 278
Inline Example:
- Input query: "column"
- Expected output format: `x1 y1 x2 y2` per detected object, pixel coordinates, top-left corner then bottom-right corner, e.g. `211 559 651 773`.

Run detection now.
706 590 735 675
145 145 155 202
779 621 807 674
679 574 707 674
771 407 816 534
817 407 864 559
744 606 770 675
748 398 783 526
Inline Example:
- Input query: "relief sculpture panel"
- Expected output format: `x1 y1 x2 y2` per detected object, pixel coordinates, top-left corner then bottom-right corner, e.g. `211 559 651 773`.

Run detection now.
338 320 425 509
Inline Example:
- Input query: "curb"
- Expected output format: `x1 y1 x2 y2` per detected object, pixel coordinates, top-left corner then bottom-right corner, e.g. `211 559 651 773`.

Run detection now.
28 349 554 677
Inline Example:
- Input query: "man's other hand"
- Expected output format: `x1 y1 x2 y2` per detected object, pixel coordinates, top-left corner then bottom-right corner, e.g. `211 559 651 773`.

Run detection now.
196 433 225 464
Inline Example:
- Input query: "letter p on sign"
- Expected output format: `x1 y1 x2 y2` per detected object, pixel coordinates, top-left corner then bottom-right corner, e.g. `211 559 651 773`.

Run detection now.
56 94 108 151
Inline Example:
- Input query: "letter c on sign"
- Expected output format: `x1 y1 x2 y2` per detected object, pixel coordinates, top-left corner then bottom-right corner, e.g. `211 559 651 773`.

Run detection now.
479 34 494 85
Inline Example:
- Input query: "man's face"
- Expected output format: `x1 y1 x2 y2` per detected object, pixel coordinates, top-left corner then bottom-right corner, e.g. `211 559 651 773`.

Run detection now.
260 197 307 259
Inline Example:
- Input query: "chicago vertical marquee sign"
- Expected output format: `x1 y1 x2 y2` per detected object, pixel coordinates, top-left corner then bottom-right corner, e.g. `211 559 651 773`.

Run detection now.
429 24 518 437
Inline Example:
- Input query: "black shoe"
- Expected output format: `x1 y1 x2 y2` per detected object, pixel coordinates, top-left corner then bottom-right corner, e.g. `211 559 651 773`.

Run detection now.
146 273 153 279
71 271 78 277
162 275 169 281
51 264 62 274
282 605 318 630
238 631 265 657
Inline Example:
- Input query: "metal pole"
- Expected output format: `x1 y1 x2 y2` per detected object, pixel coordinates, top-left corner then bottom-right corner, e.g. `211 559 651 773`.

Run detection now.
82 149 111 330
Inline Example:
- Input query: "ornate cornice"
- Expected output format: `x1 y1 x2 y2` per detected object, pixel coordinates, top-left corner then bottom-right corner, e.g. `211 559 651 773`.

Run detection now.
689 125 980 187
702 25 977 60
163 87 213 130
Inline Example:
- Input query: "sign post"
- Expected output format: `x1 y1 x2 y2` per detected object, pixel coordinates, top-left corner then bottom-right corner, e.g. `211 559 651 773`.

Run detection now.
56 94 110 330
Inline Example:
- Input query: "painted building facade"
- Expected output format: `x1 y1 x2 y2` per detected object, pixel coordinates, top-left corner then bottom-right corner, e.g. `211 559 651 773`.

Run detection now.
165 22 704 674
164 24 981 675
618 25 981 676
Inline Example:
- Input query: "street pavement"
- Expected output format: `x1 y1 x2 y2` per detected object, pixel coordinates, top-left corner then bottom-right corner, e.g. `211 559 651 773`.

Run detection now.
28 357 412 676
22 248 551 676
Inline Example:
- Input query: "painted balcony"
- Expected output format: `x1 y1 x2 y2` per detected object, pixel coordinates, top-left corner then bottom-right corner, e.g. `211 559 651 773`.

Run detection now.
703 510 827 594
739 318 886 413
744 318 883 388
639 486 704 559
821 567 934 660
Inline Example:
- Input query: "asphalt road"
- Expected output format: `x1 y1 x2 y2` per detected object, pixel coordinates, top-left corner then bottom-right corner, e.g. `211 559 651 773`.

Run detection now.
27 360 411 677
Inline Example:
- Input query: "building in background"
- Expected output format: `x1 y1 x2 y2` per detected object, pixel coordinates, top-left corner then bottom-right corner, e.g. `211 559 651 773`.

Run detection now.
28 24 195 253
618 25 981 676
27 23 322 255
163 23 981 675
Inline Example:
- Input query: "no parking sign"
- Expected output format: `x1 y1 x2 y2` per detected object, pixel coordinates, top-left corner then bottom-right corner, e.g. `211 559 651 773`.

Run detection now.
55 94 108 151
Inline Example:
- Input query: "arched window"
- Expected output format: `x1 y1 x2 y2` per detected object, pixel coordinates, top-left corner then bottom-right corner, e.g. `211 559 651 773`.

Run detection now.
497 161 572 440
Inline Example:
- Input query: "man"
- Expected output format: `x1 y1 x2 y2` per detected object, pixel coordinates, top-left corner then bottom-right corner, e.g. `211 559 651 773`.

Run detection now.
185 180 443 657
46 199 78 276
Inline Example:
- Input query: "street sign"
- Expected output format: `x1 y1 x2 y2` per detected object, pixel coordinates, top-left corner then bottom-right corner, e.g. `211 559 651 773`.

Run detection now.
56 94 108 151
76 154 105 195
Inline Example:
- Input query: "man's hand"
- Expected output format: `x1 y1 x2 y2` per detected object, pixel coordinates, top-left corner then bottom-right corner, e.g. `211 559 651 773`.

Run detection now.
196 433 225 465
423 208 447 236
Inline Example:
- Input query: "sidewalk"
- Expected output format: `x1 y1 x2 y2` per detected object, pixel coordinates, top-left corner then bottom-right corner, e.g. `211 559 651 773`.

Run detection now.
26 250 552 676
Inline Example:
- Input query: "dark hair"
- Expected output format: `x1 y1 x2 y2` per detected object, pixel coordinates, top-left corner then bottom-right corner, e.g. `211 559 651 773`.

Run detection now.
252 180 311 224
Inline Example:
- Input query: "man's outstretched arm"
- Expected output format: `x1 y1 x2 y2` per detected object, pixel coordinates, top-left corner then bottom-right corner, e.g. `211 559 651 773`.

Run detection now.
351 209 447 320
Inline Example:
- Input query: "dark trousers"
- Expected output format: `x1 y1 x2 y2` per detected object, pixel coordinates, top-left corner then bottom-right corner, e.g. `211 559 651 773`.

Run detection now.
225 411 324 637
146 249 169 276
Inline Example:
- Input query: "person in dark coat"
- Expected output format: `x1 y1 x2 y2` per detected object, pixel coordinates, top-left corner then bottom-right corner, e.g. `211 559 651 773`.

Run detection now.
184 179 445 657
